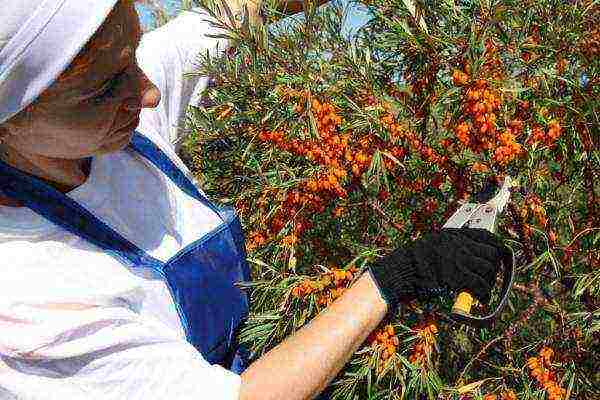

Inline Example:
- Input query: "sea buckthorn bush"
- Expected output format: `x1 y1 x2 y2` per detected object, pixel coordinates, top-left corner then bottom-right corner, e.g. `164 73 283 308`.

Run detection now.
183 0 598 398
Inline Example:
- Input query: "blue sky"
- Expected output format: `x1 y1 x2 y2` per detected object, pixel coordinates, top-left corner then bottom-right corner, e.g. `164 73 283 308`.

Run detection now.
136 0 371 37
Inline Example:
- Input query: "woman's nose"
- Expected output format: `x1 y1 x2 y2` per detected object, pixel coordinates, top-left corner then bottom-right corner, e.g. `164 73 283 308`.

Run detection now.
139 74 161 109
124 67 161 111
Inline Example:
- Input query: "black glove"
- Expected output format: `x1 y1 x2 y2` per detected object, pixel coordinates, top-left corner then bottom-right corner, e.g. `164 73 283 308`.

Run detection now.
367 228 511 313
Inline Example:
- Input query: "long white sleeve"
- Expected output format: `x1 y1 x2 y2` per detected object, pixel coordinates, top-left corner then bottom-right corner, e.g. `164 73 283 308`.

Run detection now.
136 7 231 149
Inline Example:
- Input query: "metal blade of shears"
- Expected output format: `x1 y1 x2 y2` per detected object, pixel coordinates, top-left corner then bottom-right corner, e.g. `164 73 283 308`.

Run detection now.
443 176 514 233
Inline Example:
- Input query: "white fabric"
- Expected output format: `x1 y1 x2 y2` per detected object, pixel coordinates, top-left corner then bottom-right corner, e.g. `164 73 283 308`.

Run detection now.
0 0 119 124
137 7 226 148
0 7 239 400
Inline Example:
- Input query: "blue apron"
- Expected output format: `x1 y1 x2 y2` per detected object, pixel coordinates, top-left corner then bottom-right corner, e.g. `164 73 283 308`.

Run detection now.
0 132 251 374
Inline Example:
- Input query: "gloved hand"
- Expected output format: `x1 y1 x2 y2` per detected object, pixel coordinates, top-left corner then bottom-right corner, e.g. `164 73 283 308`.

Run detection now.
367 228 512 313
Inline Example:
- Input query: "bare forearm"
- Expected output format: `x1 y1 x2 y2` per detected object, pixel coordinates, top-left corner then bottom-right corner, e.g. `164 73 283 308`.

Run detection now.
239 271 388 400
275 0 330 15
222 0 330 27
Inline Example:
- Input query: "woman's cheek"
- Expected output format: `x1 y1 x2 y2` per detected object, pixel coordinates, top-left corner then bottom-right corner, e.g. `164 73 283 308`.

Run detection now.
24 105 117 158
67 102 120 138
80 109 114 136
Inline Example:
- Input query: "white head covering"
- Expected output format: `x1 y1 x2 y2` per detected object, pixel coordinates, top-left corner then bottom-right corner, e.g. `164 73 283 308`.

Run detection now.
0 0 119 124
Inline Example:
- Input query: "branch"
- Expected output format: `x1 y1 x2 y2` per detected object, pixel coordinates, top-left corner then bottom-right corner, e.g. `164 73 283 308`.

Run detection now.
370 199 405 233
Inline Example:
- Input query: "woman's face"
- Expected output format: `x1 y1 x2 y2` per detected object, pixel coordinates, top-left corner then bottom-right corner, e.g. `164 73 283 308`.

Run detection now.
2 0 161 159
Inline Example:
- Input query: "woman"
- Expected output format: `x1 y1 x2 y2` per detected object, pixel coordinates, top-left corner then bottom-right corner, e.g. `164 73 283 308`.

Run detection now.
0 1 509 399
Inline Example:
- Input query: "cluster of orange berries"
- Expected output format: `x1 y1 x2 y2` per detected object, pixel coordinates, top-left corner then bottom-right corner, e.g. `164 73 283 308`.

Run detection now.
453 77 502 144
452 69 469 86
527 347 566 400
366 324 399 362
520 194 548 233
482 389 517 400
276 86 309 104
379 112 405 140
246 230 267 251
291 266 358 307
528 120 562 147
380 112 449 169
262 175 344 245
452 74 522 165
494 131 523 165
312 99 343 138
260 100 355 173
253 97 390 248
275 188 328 234
255 99 352 245
380 108 456 232
481 39 505 81
471 162 490 173
408 321 438 366
258 99 349 173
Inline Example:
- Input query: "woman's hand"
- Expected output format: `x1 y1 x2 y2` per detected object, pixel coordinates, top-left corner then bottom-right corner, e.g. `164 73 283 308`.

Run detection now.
368 228 512 313
222 0 330 28
221 0 261 27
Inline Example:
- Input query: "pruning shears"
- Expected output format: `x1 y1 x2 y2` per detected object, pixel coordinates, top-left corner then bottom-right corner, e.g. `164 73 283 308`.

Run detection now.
442 176 516 328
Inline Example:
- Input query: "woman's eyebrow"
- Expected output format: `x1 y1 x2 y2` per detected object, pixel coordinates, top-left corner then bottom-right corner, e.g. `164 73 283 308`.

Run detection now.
76 35 137 100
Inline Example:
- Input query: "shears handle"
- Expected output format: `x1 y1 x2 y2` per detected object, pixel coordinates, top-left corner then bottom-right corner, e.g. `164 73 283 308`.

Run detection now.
442 196 515 327
449 248 515 327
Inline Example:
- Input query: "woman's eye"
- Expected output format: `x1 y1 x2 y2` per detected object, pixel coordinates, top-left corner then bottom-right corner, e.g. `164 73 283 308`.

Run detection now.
94 81 116 101
92 73 124 103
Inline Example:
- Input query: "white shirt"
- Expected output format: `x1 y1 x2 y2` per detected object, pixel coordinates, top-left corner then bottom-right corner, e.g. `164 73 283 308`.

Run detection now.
0 8 241 400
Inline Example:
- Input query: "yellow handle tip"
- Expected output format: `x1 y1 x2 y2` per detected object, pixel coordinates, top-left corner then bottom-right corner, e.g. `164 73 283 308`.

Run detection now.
452 292 474 315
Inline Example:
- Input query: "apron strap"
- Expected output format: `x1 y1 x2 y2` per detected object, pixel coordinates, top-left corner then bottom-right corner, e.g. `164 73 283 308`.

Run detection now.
0 157 163 270
0 132 220 269
129 132 221 216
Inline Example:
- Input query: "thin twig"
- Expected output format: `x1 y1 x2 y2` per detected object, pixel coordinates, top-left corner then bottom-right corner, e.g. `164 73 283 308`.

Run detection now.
370 199 404 232
458 336 504 383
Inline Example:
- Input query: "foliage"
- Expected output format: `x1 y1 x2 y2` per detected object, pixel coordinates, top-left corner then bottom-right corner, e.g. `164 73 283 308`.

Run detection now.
183 0 599 398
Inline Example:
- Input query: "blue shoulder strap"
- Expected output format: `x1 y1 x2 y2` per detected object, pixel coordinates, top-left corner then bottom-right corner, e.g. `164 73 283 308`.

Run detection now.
128 133 220 216
0 132 216 270
0 157 163 269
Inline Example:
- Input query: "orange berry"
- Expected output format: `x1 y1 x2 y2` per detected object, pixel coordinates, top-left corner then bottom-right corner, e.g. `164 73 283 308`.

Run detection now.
452 69 469 86
385 325 395 336
527 357 540 369
540 346 554 363
428 323 438 334
476 79 487 88
381 348 391 359
471 162 489 173
502 389 517 400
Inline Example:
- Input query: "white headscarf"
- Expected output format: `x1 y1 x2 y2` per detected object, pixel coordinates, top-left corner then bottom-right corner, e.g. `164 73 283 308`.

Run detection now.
0 0 119 124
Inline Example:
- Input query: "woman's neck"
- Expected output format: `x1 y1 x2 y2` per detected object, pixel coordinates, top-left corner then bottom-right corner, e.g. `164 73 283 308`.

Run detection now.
0 147 90 207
